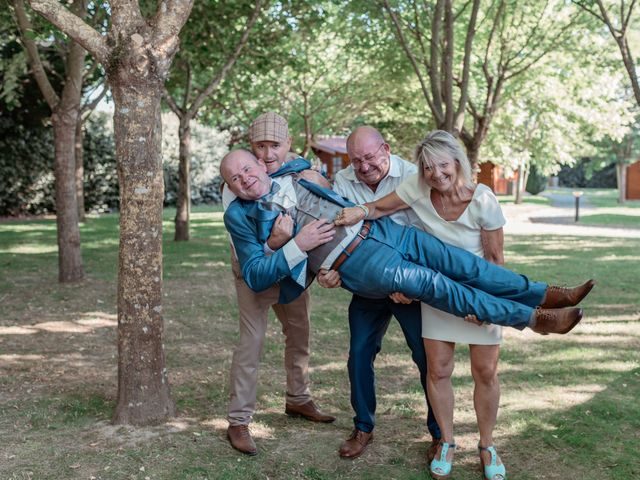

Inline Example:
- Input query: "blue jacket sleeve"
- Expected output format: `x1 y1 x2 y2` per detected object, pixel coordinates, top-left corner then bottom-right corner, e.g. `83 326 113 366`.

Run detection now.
223 203 300 293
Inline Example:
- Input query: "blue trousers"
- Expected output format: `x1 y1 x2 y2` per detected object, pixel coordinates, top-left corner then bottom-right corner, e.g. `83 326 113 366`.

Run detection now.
338 218 547 329
348 294 441 437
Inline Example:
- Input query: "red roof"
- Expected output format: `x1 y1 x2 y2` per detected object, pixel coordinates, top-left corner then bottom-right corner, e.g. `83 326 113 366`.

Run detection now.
310 137 347 155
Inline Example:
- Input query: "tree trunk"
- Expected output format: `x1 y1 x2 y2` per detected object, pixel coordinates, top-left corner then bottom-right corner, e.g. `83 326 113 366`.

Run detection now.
465 142 480 176
52 33 86 282
515 161 528 205
111 80 175 425
52 108 84 282
617 160 627 203
301 113 312 158
174 118 191 241
75 119 85 222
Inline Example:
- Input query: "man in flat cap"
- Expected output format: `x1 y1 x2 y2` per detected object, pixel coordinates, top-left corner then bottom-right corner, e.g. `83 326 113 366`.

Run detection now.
223 112 335 457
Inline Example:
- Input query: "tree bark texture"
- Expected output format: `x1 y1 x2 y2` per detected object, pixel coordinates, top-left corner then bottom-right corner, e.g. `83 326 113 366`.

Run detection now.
617 161 627 203
52 107 84 281
29 0 192 429
174 120 191 241
75 119 86 221
112 79 176 425
51 33 86 282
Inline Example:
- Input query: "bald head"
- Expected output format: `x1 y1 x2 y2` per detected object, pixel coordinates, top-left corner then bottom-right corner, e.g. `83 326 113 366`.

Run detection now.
346 126 385 151
221 149 271 200
346 126 391 189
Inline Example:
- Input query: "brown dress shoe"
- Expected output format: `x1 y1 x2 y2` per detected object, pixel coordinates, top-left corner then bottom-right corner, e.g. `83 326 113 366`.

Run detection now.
540 279 595 308
427 437 442 463
531 307 583 334
227 425 257 456
285 400 336 423
339 429 374 459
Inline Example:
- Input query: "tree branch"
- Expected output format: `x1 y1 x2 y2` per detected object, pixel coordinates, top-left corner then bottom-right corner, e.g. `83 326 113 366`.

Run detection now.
454 0 480 131
186 0 262 118
182 60 191 111
383 0 437 121
28 0 110 64
163 86 183 117
80 81 108 117
429 0 445 122
153 0 195 48
13 0 59 108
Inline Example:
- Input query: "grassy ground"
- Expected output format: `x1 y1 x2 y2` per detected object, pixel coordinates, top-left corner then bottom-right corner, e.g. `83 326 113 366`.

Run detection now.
1 205 639 480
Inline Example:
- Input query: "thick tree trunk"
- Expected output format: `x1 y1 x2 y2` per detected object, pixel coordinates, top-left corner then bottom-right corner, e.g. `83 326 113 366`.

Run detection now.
112 81 175 425
174 118 191 241
52 108 84 282
75 119 85 221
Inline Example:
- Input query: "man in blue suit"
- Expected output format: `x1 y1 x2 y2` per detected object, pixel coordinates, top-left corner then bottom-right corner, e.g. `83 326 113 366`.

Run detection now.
223 113 335 457
222 149 590 343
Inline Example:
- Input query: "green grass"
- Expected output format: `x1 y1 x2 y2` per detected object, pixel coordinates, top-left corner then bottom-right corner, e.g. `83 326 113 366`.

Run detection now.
545 187 640 208
578 213 640 228
497 194 550 205
1 206 639 479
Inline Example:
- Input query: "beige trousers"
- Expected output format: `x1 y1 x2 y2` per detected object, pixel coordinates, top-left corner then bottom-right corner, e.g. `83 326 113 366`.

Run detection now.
227 254 312 426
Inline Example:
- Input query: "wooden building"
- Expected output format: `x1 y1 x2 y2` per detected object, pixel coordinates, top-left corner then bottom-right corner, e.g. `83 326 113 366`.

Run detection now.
626 161 640 200
310 137 349 179
477 161 518 195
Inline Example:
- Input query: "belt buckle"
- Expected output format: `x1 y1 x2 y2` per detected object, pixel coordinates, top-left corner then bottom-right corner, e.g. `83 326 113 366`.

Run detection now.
357 222 369 240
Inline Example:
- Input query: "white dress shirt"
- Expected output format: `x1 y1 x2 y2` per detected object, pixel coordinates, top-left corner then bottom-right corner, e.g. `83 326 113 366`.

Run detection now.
332 154 421 226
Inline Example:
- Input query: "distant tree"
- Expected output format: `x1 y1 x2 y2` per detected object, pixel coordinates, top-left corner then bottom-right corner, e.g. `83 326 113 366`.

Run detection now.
574 0 640 108
12 0 90 281
382 0 578 168
163 0 262 241
484 54 634 203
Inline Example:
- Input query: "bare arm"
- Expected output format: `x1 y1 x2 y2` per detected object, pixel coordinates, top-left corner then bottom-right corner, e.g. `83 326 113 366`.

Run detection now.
335 192 410 226
480 227 504 265
463 226 505 326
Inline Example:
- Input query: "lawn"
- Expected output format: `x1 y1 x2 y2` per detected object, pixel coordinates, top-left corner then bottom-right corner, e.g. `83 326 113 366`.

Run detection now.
0 207 639 480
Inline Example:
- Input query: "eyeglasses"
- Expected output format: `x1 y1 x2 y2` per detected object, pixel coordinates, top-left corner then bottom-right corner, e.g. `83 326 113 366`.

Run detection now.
350 143 386 167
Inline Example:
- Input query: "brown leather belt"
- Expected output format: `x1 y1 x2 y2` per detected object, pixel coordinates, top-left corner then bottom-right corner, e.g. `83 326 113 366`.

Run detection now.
330 221 372 271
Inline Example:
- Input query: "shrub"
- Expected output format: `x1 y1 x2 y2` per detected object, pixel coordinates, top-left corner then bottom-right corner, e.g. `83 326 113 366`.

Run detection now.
526 164 548 195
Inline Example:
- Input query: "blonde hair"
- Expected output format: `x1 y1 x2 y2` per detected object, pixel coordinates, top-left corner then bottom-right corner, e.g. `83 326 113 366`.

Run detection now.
414 130 474 188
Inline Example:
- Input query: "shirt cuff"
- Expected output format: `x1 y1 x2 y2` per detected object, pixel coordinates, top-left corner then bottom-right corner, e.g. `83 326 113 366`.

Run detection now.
263 242 275 255
282 239 308 287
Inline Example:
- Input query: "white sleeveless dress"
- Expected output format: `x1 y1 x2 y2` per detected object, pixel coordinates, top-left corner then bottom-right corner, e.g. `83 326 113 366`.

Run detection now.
396 175 506 345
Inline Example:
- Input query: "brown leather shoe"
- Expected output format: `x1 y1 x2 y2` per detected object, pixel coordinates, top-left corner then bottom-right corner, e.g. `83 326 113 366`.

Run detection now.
227 425 257 456
339 429 374 458
427 437 442 463
540 279 595 308
285 400 336 423
531 307 583 335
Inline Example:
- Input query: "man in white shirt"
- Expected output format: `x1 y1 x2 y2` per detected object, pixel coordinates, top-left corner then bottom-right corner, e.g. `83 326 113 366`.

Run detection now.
224 112 335 457
321 126 441 459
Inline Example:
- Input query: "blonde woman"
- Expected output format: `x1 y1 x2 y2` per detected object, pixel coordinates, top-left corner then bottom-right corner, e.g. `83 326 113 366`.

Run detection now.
339 130 508 480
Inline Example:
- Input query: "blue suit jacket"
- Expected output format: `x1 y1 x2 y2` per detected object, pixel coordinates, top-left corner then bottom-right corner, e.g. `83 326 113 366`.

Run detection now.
223 158 353 304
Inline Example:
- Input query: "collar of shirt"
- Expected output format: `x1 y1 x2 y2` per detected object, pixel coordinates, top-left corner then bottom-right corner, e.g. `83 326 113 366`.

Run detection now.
268 176 297 210
341 154 404 184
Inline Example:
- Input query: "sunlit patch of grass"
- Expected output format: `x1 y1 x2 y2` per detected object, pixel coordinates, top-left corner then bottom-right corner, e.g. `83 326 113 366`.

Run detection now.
579 213 640 228
1 207 639 480
497 194 550 205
